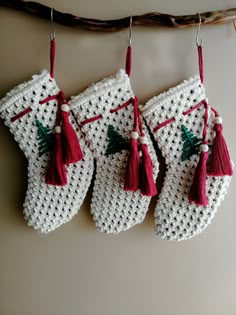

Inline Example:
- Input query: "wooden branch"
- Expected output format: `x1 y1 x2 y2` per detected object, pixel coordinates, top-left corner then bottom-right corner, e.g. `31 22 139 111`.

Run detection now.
1 0 236 31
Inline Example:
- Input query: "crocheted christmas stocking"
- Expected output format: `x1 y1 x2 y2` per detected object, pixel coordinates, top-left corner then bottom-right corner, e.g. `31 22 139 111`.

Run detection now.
0 70 94 233
70 68 159 234
143 73 233 241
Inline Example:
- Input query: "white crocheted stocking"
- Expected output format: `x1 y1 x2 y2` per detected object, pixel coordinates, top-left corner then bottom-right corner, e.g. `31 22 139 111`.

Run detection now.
70 69 159 234
0 70 94 233
143 75 233 241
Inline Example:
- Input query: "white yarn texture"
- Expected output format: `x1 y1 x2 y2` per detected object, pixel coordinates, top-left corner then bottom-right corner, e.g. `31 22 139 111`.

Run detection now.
143 75 233 241
70 69 159 234
0 70 94 233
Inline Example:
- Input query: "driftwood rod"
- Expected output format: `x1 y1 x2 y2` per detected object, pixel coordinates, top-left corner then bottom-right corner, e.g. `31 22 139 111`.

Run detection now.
1 0 236 31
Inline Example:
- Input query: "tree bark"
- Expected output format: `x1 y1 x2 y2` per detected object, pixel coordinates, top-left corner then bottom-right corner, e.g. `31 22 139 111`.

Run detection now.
0 0 236 31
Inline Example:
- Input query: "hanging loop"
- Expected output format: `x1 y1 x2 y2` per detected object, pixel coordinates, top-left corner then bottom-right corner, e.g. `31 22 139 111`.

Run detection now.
50 8 56 40
50 8 56 77
196 13 203 46
125 16 132 76
129 15 132 46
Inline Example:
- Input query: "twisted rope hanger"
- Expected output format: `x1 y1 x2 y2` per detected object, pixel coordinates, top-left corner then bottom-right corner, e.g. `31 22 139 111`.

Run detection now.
0 0 236 31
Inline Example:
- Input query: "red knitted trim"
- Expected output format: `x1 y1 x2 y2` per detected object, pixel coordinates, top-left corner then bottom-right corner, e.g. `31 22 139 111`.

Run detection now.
39 95 58 104
80 114 103 126
110 98 131 113
153 117 175 132
11 108 32 122
153 100 204 132
80 98 132 126
182 101 203 115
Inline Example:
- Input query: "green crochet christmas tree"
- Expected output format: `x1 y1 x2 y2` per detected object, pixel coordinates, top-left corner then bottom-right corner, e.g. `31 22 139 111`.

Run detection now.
36 119 53 157
105 124 129 156
181 124 202 161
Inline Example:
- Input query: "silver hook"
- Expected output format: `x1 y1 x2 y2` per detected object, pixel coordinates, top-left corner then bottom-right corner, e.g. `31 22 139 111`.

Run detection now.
129 15 132 46
196 13 203 46
233 20 236 32
50 8 55 40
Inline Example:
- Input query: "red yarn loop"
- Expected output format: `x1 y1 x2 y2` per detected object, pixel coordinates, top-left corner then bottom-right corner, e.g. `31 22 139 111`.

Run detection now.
50 39 56 78
198 45 204 83
125 46 132 77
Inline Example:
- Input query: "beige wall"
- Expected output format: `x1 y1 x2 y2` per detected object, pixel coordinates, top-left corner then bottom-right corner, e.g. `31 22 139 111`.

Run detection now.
0 1 236 314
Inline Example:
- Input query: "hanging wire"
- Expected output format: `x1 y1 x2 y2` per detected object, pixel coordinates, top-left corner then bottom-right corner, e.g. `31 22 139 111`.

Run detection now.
233 20 236 32
196 13 203 46
129 15 132 46
50 8 56 40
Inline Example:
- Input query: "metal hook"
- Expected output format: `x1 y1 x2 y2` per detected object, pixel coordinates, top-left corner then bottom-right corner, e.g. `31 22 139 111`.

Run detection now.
233 20 236 32
196 13 203 46
50 8 55 40
129 15 132 46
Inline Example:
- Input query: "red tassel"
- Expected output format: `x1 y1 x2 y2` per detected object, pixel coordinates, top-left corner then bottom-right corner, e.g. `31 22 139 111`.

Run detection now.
45 127 67 186
61 104 83 164
139 142 157 196
189 145 209 206
124 133 140 191
207 117 233 176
